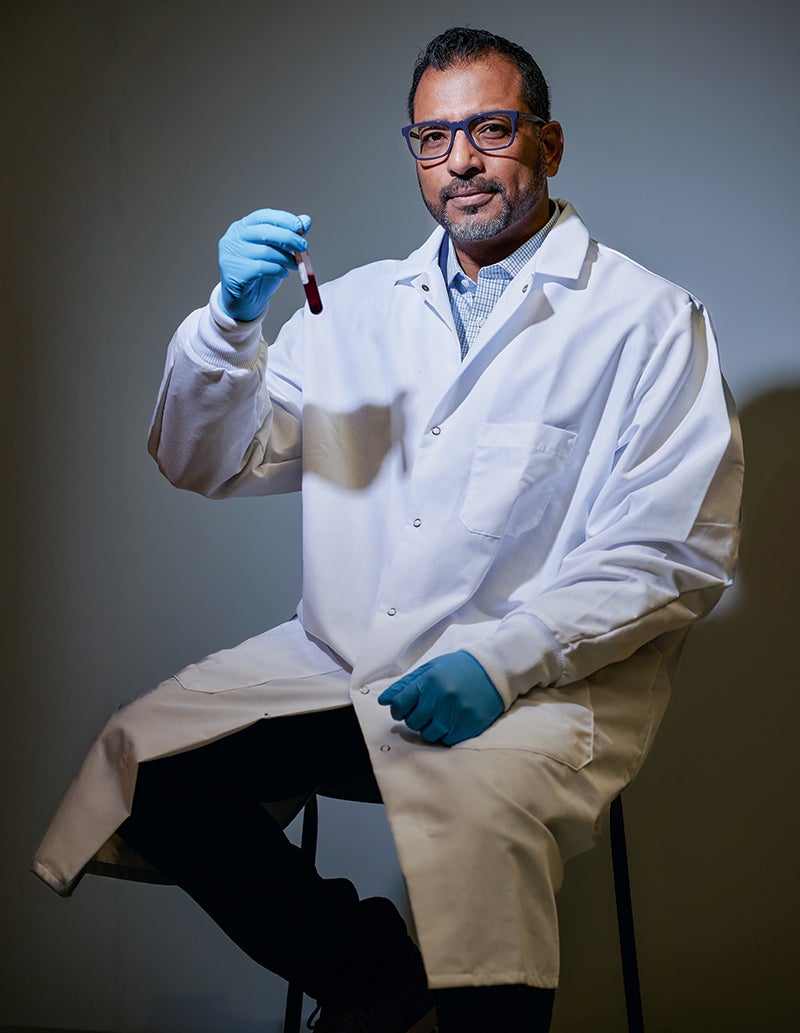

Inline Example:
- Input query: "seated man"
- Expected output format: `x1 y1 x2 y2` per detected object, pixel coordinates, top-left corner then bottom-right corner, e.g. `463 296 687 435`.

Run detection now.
32 25 743 1033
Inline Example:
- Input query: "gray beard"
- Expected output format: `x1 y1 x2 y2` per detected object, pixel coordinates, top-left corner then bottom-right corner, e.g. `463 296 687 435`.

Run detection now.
439 194 517 243
422 148 547 243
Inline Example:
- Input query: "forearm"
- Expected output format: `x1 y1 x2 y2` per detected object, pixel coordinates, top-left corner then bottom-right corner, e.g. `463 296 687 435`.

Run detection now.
469 552 731 708
471 307 744 707
147 286 303 498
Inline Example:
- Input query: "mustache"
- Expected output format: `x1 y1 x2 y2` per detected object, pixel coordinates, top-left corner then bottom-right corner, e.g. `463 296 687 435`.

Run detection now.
439 178 505 203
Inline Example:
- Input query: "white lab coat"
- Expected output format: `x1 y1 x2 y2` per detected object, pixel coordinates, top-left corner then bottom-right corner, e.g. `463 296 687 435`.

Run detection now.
32 201 743 988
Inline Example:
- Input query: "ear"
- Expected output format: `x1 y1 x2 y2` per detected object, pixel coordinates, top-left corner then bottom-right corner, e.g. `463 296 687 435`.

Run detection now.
540 121 564 177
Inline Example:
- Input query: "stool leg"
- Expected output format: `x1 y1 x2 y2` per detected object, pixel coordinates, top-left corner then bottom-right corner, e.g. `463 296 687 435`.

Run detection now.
610 794 645 1033
282 795 319 1033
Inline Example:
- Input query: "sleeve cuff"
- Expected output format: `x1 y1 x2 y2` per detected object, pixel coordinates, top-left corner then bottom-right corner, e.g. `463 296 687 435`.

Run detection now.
186 284 267 370
468 611 565 709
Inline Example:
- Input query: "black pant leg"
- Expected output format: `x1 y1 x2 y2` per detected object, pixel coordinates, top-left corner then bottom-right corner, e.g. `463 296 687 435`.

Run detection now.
434 985 556 1033
118 706 410 1002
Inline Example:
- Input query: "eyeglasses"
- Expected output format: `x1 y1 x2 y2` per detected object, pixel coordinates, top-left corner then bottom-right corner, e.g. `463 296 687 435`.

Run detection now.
401 110 546 161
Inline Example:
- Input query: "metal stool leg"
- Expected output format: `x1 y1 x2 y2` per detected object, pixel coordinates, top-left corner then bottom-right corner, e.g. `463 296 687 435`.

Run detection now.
283 791 644 1032
283 795 319 1033
610 793 645 1033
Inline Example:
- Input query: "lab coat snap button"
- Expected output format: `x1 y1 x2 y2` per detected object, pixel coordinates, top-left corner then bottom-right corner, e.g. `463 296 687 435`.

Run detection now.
380 745 391 752
431 426 441 436
522 284 529 293
387 607 397 616
359 686 370 694
421 284 430 292
412 518 422 528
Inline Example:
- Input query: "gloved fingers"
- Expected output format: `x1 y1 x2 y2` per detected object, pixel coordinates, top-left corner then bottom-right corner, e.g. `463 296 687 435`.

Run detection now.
241 208 311 232
380 680 421 721
441 724 477 747
221 233 306 273
239 209 311 248
252 264 291 283
225 240 301 265
379 659 436 700
236 225 309 255
402 693 439 733
377 669 418 705
239 252 297 278
420 717 451 744
376 682 401 705
224 265 290 294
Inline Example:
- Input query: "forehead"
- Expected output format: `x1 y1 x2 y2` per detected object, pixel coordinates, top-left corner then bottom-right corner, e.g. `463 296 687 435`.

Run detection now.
413 55 526 122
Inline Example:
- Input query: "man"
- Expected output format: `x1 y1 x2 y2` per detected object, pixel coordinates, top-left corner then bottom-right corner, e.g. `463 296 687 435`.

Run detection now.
32 26 743 1033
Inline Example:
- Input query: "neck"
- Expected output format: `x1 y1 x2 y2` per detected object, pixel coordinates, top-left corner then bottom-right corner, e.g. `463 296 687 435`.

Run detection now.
452 196 553 281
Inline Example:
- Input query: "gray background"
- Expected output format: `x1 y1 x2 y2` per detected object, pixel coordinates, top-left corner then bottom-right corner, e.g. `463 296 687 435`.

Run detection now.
2 1 798 1030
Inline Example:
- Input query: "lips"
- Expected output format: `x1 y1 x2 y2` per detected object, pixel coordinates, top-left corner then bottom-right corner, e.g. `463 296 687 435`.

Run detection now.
448 190 495 208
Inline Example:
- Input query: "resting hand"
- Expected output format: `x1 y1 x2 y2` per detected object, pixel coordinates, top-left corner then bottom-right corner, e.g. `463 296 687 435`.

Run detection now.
218 209 312 321
378 651 503 746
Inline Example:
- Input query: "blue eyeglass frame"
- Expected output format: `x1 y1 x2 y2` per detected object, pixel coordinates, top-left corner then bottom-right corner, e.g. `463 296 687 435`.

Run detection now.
401 109 546 161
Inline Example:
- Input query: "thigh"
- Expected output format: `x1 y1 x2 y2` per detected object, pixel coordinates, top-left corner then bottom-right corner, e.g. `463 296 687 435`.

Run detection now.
139 705 374 806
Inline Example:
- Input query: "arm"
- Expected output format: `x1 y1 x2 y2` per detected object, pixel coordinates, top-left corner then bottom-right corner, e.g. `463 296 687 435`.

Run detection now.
147 210 312 497
469 300 744 705
382 300 743 739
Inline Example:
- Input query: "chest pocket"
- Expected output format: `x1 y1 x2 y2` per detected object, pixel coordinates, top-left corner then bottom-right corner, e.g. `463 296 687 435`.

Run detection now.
460 422 577 539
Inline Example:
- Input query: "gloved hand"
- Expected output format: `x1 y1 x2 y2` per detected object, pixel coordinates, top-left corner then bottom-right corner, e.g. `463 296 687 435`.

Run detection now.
378 651 504 746
218 209 312 321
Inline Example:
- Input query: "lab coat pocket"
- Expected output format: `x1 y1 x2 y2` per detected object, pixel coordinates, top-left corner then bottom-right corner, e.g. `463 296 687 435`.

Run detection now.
174 618 343 693
452 682 594 770
459 422 577 539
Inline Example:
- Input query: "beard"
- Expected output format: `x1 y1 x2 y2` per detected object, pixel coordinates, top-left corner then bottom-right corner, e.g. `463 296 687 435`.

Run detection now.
421 147 547 244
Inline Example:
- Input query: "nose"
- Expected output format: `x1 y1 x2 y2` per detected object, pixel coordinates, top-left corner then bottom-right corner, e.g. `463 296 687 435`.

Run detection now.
446 127 485 175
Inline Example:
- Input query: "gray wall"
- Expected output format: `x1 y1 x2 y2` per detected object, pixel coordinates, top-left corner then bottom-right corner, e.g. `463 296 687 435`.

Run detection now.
2 1 798 1030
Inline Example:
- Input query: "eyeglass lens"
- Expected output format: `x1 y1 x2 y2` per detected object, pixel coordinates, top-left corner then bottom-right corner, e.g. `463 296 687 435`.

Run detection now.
408 113 517 159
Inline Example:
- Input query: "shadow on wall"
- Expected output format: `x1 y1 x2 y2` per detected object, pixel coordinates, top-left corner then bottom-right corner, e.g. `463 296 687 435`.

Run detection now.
135 387 800 1033
601 384 800 1027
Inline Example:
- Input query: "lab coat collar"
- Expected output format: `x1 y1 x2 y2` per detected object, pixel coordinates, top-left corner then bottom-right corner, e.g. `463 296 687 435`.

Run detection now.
393 199 590 288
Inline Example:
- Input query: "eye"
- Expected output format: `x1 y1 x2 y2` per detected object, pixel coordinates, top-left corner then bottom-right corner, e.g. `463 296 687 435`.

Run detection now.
472 115 513 144
418 123 451 151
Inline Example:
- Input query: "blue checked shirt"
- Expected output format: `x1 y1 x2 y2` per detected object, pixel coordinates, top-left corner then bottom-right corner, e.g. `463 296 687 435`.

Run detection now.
441 202 561 359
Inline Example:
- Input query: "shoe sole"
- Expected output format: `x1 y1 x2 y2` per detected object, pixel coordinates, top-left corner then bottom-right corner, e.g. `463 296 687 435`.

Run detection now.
408 1006 438 1033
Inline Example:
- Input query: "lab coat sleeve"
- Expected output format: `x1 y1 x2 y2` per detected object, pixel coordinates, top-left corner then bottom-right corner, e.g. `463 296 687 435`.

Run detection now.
468 300 744 707
147 285 305 498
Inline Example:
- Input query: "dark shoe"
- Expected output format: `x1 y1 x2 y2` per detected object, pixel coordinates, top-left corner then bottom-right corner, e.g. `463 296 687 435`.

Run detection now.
306 951 437 1033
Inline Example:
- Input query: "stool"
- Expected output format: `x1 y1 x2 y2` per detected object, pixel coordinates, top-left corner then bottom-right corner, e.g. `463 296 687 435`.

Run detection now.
283 790 645 1033
84 788 644 1032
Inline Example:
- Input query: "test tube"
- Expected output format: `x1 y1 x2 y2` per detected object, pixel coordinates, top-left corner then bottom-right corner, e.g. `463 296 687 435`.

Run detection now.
294 233 323 314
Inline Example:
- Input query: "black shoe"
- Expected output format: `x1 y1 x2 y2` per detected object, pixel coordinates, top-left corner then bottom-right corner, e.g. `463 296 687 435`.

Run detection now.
306 951 437 1033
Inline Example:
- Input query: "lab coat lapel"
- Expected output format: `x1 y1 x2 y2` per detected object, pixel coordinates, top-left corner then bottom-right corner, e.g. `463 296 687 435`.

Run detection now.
351 207 593 688
422 201 592 430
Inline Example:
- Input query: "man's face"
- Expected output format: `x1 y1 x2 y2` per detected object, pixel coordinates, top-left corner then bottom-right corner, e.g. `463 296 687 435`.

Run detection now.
411 55 562 258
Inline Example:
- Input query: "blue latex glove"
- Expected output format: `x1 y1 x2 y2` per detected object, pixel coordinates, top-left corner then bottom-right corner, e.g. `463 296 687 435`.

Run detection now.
378 651 504 746
218 209 312 321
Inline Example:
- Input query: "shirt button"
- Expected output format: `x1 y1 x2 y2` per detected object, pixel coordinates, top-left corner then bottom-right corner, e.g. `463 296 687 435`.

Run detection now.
380 745 391 752
522 284 529 293
412 518 422 528
421 284 430 292
431 426 441 436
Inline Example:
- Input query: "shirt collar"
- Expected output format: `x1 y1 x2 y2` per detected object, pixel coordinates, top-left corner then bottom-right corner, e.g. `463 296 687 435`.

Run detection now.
393 200 589 287
441 199 562 289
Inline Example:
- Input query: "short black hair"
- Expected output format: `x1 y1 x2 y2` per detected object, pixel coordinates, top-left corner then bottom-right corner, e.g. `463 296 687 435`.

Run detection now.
407 26 551 123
